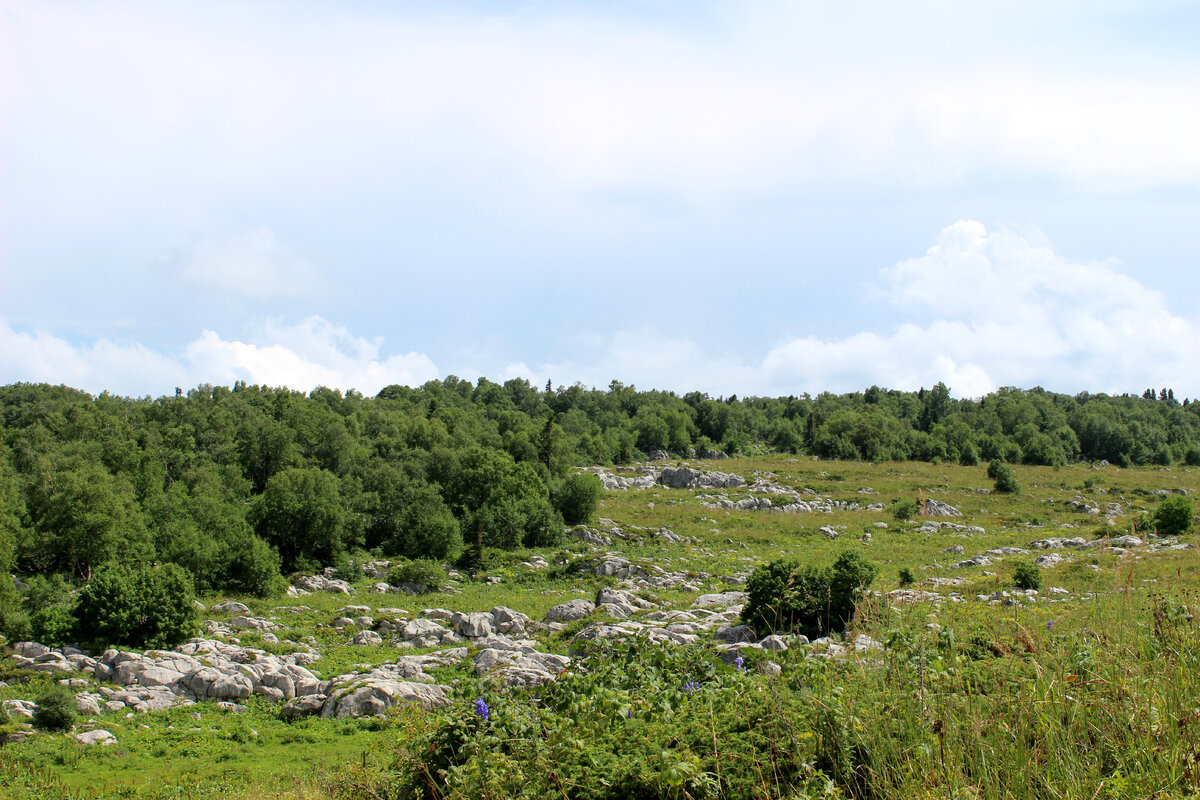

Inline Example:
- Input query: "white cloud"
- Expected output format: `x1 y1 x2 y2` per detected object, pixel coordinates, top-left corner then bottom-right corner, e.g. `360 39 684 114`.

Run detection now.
511 221 1200 398
183 227 320 299
5 0 1197 232
0 316 438 397
765 221 1200 396
3 223 1197 400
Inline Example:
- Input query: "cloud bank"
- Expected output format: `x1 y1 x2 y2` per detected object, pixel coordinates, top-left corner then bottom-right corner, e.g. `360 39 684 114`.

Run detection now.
510 221 1200 398
3 222 1196 399
0 317 438 397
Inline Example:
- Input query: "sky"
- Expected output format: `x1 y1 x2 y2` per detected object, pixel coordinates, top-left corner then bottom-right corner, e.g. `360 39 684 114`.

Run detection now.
2 0 1198 400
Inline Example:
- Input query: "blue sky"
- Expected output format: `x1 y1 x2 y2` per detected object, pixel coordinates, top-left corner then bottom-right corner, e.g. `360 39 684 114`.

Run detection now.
2 0 1198 398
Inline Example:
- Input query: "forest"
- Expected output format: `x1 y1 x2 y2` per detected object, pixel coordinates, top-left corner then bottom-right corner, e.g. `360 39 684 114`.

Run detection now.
1 377 1198 616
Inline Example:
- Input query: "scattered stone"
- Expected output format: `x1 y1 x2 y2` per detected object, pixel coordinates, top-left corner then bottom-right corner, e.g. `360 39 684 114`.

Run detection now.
211 601 251 615
922 500 963 518
75 729 117 746
545 599 596 623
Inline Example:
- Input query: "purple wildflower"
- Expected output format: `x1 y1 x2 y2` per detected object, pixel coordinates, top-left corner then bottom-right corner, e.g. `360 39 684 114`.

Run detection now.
474 697 489 721
626 708 633 719
1047 620 1054 630
734 655 745 673
683 681 699 695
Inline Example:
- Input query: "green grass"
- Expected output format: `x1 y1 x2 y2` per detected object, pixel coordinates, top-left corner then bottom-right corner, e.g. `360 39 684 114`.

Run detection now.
2 458 1198 798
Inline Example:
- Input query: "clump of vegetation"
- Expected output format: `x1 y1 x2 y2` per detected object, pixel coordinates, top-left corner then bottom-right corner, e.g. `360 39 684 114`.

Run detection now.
898 567 915 587
387 558 447 592
73 561 199 649
988 459 1020 493
31 685 77 732
1012 559 1042 591
742 551 877 639
891 498 918 521
551 472 602 526
1152 495 1193 536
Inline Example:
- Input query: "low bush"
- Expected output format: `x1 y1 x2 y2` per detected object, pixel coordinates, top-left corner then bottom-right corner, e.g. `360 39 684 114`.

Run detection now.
898 567 915 587
1152 495 1193 536
551 473 602 526
74 561 198 649
29 604 75 647
891 499 918 521
387 559 447 592
32 685 77 732
988 460 1020 493
1013 560 1041 591
742 551 877 639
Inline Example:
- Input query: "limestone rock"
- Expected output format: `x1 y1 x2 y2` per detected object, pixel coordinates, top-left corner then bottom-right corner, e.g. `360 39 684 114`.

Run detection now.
545 599 596 623
75 729 117 746
322 681 450 718
211 601 251 614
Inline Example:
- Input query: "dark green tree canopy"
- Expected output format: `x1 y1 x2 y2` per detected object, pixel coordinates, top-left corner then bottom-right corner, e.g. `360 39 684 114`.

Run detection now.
1 379 1197 606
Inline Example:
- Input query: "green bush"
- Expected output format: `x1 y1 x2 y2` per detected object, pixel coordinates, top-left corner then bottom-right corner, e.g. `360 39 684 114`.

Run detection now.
32 685 77 732
551 473 602 526
891 499 918 521
742 551 877 639
1152 495 1193 536
898 567 915 587
959 442 980 466
1012 560 1041 591
30 604 76 647
74 561 199 649
222 532 287 598
988 460 1020 493
387 559 447 592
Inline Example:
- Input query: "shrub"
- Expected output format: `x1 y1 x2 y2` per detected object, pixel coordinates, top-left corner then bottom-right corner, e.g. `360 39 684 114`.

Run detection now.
74 562 199 649
30 604 76 647
959 443 980 466
551 473 602 526
1012 560 1041 591
988 460 1020 494
388 559 447 592
1185 447 1200 467
1152 495 1193 536
223 533 287 598
891 499 918 521
742 551 877 639
898 568 915 587
32 685 77 732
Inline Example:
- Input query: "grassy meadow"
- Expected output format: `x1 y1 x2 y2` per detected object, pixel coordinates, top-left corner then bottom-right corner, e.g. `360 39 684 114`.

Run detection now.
2 456 1199 799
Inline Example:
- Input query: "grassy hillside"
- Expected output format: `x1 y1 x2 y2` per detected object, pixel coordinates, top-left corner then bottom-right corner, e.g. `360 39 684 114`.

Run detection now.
2 456 1198 799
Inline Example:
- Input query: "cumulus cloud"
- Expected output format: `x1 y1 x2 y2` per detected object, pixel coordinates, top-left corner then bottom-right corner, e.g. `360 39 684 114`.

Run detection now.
3 223 1196 400
0 316 438 397
513 221 1200 398
183 228 320 299
766 221 1200 396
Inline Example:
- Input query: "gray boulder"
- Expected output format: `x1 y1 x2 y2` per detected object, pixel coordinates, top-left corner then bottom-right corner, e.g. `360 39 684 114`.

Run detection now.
211 601 251 614
545 599 596 623
75 729 117 746
322 681 450 718
281 693 327 719
714 625 757 644
453 612 495 639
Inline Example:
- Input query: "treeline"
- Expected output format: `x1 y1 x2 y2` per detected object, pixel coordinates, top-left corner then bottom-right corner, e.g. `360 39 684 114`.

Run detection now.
1 379 1199 604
